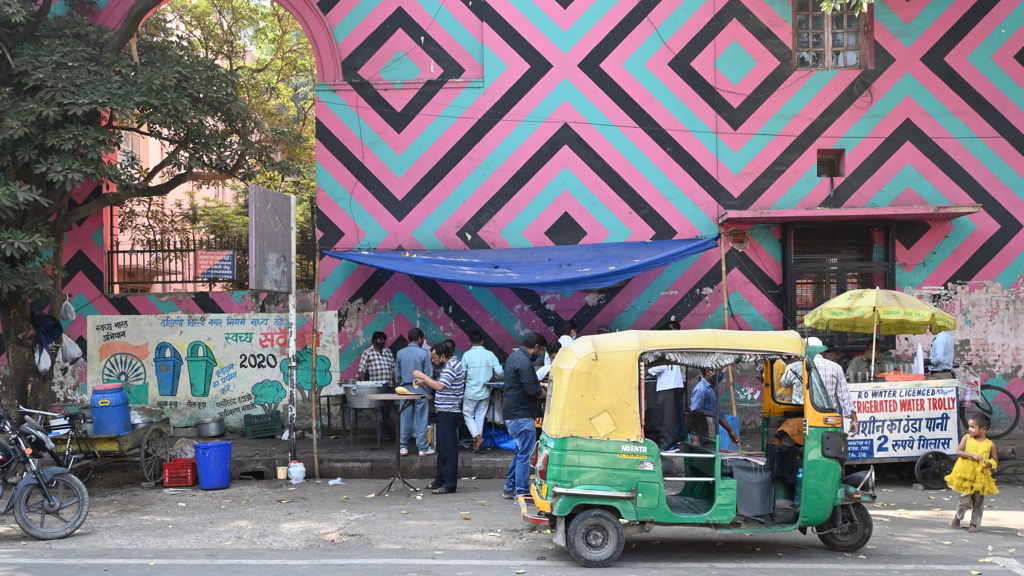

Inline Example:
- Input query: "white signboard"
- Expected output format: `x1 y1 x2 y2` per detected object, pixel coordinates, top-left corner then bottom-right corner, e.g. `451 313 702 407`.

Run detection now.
847 379 958 462
86 313 339 428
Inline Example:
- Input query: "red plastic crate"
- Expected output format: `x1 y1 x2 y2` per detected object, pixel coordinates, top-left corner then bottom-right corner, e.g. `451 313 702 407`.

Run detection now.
163 458 198 487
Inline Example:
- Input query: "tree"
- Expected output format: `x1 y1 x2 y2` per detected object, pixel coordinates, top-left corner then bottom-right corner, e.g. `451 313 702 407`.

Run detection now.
0 0 284 410
118 0 316 248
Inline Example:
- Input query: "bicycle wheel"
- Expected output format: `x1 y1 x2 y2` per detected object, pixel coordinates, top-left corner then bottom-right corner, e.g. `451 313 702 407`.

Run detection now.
958 384 1020 439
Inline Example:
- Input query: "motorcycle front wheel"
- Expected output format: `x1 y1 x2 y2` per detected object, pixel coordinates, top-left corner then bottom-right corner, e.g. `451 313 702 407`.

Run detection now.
14 472 89 540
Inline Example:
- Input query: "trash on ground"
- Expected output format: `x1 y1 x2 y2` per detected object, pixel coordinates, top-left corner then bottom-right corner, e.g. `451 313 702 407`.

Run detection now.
328 478 345 485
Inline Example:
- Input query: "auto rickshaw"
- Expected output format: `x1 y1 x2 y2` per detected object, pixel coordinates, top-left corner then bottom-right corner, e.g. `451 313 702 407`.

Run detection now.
519 329 875 567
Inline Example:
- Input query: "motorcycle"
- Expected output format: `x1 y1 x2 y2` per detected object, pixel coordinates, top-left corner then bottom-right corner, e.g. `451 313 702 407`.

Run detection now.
0 403 89 539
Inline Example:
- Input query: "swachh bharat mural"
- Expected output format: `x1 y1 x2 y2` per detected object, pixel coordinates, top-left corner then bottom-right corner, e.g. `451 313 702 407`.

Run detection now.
86 313 340 428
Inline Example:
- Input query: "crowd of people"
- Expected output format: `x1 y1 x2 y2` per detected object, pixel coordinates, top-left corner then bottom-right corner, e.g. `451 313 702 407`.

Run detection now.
355 321 610 497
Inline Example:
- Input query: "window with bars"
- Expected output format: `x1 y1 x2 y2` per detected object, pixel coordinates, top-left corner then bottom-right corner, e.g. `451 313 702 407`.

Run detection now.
793 1 867 70
783 224 895 350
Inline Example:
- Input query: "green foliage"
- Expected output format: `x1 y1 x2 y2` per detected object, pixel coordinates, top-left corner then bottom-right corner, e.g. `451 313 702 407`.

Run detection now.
251 378 286 413
0 0 284 304
820 0 872 14
117 0 316 246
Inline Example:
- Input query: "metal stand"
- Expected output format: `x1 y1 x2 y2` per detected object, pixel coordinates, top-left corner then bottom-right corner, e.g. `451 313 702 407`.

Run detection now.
368 393 424 495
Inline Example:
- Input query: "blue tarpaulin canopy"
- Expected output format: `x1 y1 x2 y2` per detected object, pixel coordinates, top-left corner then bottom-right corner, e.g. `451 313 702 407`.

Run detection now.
323 237 719 292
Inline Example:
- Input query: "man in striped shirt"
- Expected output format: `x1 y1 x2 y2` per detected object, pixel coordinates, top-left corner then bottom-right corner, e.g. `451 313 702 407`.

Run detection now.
413 343 465 494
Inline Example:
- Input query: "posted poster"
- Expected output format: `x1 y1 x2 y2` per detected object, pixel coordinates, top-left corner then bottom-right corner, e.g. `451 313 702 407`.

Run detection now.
847 380 958 462
86 313 339 428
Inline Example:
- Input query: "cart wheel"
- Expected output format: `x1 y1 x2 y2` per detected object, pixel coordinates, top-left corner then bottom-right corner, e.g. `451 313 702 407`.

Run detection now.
140 426 170 483
915 451 953 490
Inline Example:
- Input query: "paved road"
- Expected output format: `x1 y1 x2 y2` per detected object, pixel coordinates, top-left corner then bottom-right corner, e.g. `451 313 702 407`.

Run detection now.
0 470 1019 575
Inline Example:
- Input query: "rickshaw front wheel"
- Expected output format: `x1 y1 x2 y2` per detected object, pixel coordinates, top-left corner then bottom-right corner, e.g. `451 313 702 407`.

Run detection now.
816 503 873 552
566 509 625 568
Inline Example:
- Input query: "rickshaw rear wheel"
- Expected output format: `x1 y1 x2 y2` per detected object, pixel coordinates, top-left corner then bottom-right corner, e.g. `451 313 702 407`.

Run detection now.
566 509 625 568
817 503 872 552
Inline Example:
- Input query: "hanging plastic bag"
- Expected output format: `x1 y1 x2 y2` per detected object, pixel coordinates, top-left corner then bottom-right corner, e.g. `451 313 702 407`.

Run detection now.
59 297 76 322
59 334 82 363
35 345 51 375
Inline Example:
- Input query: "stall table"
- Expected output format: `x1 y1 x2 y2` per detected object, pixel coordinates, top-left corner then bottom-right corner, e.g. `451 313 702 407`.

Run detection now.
845 377 959 488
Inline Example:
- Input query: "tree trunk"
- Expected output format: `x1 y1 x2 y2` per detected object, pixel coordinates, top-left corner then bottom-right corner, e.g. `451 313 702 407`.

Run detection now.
0 299 57 413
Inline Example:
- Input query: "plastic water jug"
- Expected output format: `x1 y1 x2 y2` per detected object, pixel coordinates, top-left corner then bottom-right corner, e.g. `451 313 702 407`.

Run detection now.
287 461 306 483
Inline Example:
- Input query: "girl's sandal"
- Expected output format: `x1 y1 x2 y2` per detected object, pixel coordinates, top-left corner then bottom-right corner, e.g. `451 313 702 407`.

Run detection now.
968 524 979 533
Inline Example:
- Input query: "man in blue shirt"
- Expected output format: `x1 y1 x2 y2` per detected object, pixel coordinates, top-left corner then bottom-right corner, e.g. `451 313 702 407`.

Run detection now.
927 329 954 377
394 327 434 457
461 331 503 453
690 367 740 447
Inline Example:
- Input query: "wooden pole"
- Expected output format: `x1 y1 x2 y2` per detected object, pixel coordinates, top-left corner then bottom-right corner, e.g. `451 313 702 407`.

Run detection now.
720 231 737 417
310 196 321 480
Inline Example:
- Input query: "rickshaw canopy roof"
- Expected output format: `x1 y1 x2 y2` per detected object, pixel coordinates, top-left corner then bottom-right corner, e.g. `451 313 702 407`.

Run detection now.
543 330 806 442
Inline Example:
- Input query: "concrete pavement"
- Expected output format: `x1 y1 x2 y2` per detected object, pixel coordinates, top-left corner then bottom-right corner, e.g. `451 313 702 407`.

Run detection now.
0 470 1019 575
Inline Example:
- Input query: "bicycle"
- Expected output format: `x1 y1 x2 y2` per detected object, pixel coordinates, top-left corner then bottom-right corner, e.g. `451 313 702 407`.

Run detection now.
953 362 1020 439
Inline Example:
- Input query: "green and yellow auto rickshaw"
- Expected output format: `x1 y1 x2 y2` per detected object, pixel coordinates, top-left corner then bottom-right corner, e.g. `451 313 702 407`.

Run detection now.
520 329 875 567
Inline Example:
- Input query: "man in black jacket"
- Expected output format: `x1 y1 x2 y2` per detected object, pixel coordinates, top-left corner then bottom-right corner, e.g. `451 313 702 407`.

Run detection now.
501 332 547 500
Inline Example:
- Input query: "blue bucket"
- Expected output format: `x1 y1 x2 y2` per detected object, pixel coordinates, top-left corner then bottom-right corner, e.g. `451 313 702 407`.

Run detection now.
91 383 131 435
194 441 232 490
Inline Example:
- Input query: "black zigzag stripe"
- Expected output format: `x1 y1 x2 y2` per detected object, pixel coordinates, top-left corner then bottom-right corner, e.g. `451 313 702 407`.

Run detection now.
458 124 676 246
581 0 729 209
827 119 1021 284
734 43 894 209
107 296 142 316
411 277 511 362
67 184 104 228
191 293 225 314
64 250 105 292
921 0 1024 158
317 206 345 253
316 0 551 222
670 0 793 132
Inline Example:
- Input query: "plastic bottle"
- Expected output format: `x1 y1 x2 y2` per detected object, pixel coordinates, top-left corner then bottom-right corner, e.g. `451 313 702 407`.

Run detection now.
795 468 803 505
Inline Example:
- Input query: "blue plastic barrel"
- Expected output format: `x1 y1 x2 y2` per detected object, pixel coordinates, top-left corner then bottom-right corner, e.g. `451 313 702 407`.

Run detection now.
91 383 131 435
195 441 232 490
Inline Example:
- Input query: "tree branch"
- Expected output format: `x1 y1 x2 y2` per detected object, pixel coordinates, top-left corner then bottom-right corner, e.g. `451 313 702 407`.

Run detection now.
102 0 167 58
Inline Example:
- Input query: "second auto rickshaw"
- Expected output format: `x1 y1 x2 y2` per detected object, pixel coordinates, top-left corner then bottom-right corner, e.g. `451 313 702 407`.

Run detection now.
520 329 875 567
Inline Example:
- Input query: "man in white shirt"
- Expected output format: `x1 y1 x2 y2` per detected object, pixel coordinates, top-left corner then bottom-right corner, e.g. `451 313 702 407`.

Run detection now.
650 364 684 452
927 329 954 377
545 321 576 367
535 341 561 381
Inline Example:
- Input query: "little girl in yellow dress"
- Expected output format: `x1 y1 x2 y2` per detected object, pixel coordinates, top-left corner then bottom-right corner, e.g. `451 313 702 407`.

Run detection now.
945 414 998 532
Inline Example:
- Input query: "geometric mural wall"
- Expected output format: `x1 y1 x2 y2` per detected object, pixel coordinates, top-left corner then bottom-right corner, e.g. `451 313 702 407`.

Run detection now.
9 0 1024 402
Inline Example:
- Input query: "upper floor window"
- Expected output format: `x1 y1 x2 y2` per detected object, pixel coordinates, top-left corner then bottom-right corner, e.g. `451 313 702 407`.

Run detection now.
793 1 867 70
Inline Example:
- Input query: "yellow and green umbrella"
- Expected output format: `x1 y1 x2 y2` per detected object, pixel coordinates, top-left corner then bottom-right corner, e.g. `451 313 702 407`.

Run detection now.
802 288 956 336
802 288 957 378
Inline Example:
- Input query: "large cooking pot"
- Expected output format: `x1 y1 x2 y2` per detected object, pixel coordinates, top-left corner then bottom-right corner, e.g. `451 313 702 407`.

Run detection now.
343 381 389 409
196 416 226 438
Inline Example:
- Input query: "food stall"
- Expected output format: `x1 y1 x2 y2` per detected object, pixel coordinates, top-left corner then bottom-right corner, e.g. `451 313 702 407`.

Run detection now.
803 288 962 488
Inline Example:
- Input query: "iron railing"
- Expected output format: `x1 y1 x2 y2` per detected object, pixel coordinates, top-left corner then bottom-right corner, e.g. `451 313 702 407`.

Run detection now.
107 236 316 294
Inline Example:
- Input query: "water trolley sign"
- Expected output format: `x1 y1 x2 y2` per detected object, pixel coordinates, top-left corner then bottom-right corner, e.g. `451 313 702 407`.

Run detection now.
196 250 236 280
846 380 958 462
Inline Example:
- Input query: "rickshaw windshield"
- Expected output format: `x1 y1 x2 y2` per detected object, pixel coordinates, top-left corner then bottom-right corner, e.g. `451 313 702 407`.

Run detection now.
807 363 839 414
